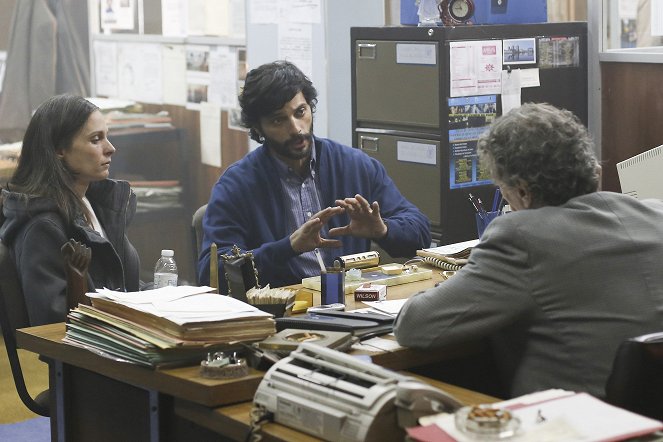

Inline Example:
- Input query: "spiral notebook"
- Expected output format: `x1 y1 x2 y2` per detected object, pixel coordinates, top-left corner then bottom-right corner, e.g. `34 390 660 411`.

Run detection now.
416 239 479 270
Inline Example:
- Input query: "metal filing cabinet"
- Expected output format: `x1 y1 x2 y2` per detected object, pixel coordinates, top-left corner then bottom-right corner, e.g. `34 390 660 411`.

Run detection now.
351 24 588 245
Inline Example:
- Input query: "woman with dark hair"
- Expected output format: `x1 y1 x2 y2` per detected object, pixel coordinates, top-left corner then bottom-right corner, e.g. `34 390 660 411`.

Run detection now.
0 94 140 326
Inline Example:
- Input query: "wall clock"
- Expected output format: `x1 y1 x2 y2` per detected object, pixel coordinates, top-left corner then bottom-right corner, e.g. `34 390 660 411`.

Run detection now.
438 0 475 26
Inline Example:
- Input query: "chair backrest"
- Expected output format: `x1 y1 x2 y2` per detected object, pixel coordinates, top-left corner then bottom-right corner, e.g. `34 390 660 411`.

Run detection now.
605 332 663 421
0 241 49 416
190 204 207 284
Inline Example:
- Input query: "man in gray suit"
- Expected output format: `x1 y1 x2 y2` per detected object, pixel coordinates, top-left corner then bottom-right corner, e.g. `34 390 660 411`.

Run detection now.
394 103 663 399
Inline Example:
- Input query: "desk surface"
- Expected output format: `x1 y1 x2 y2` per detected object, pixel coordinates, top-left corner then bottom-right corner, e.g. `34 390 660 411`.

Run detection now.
301 263 445 310
15 268 499 441
16 265 481 408
174 375 499 442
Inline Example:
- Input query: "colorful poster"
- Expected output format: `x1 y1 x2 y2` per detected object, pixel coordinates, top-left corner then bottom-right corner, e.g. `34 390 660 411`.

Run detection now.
538 36 580 69
448 95 497 190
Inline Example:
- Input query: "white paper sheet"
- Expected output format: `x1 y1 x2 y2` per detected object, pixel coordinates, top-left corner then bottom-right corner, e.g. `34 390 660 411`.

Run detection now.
200 101 222 167
0 51 6 94
205 0 230 36
248 0 279 24
501 68 522 115
162 44 187 105
420 390 663 442
362 299 408 316
278 23 313 79
229 0 246 38
161 0 188 37
352 336 404 353
87 286 272 325
187 0 206 35
93 40 119 97
289 0 322 24
449 40 502 98
519 68 540 88
652 0 663 36
420 239 480 256
101 0 135 31
117 43 163 104
208 46 238 109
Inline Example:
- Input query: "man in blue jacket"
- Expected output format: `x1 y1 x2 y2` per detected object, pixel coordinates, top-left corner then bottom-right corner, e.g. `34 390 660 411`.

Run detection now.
198 60 430 292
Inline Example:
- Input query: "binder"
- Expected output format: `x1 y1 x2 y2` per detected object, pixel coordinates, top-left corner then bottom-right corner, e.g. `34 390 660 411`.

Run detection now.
275 314 393 339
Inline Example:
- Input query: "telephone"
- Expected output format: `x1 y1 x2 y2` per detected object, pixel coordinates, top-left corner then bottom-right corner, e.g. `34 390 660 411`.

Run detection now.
395 379 462 428
418 255 466 271
253 342 461 441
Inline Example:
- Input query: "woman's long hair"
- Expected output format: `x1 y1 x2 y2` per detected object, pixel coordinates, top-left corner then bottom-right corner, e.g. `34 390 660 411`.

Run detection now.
9 94 99 225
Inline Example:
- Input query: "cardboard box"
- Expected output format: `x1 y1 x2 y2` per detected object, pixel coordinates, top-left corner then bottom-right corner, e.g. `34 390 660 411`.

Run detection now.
354 283 387 302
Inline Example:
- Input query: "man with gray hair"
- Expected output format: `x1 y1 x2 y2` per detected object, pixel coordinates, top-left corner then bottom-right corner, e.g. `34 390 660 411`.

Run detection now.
394 102 663 398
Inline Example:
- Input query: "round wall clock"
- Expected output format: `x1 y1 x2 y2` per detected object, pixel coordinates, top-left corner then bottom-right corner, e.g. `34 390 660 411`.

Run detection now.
438 0 476 26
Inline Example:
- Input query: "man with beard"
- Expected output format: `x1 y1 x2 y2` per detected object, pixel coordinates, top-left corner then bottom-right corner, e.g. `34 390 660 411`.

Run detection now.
198 61 430 292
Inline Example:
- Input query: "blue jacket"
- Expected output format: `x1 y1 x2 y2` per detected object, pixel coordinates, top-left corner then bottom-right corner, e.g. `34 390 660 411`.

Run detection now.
198 137 430 291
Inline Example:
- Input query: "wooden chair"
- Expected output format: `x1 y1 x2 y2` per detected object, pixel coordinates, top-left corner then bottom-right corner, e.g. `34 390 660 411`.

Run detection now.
605 331 663 421
190 203 207 284
0 241 49 416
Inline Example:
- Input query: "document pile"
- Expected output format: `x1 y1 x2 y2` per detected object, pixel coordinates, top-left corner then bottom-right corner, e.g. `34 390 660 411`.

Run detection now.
131 181 183 214
63 286 275 367
408 389 663 442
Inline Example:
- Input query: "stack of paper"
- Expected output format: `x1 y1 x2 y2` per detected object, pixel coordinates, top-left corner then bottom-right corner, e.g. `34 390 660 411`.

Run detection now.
409 389 663 442
63 286 275 367
416 239 479 260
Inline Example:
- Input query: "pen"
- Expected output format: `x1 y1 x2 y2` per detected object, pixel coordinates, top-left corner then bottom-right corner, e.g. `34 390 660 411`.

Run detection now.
468 193 481 215
491 188 502 212
314 248 327 274
476 197 486 216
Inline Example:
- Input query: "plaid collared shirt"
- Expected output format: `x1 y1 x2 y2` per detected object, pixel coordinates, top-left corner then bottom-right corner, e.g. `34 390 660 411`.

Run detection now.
271 148 331 278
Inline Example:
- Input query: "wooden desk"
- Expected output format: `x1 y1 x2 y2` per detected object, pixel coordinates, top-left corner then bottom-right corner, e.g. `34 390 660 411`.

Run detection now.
173 376 499 442
15 268 494 441
297 263 446 310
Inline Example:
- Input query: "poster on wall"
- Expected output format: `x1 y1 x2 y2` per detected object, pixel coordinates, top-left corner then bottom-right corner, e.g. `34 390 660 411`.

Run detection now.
185 45 211 109
101 0 135 31
538 36 580 69
448 95 497 190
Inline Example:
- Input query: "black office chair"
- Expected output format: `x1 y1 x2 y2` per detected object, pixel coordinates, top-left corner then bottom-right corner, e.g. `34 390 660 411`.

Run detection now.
190 204 207 284
0 241 49 416
605 332 663 421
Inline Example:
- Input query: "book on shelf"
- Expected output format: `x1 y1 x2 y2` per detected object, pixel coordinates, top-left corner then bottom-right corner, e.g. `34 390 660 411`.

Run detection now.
63 286 276 367
105 110 173 129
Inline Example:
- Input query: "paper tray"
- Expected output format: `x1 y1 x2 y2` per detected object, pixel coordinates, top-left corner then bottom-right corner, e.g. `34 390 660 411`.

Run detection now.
302 267 432 294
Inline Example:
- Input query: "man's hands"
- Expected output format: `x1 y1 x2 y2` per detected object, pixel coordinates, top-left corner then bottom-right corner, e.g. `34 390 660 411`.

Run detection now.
329 194 387 240
289 194 388 254
290 206 345 253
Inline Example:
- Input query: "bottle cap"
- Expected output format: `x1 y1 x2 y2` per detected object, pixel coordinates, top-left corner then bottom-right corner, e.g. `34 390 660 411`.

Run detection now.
161 249 174 257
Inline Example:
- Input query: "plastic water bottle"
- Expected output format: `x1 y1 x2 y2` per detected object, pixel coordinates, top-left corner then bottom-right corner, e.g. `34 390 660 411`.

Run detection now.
154 249 178 288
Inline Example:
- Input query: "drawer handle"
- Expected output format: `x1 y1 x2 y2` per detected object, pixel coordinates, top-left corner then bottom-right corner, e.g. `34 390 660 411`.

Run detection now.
357 43 376 59
359 136 379 152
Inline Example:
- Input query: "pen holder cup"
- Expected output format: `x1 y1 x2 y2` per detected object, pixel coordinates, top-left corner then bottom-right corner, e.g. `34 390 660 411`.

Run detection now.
321 271 345 305
475 211 500 238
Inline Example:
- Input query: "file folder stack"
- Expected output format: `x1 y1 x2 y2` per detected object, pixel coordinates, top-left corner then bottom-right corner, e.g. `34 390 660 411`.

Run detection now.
63 286 275 367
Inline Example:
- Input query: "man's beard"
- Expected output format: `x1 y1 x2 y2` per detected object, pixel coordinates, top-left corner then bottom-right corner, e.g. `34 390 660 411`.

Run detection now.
264 122 315 161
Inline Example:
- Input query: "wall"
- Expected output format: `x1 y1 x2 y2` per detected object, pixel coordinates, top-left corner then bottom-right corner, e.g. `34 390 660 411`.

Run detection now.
0 0 16 50
601 62 663 192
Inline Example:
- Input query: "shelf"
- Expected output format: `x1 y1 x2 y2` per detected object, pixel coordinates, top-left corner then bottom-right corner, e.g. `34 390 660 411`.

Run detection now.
92 33 245 47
